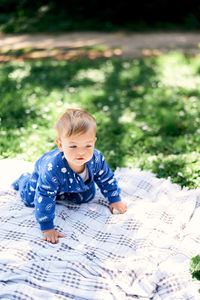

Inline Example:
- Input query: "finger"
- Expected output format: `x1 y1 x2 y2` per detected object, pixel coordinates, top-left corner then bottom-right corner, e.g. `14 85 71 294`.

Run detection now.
52 238 58 244
123 205 127 212
58 233 66 238
121 207 127 214
118 206 125 214
122 204 127 212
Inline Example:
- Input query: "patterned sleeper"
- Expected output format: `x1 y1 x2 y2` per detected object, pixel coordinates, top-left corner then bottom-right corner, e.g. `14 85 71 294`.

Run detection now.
12 148 121 230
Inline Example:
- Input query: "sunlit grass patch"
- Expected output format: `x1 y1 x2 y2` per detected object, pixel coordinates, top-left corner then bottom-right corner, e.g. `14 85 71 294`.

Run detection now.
0 51 200 189
156 52 200 90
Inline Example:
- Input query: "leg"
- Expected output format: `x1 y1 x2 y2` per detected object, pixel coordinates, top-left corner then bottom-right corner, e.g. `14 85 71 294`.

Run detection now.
12 172 38 207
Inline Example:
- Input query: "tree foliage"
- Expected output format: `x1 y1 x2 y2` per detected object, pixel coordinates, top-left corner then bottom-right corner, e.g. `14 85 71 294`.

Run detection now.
0 0 200 32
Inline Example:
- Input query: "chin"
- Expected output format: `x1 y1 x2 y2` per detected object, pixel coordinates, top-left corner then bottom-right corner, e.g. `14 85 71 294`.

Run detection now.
75 160 85 165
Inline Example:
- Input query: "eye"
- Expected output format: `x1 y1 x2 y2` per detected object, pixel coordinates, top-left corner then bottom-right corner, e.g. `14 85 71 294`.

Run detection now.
86 145 92 148
69 145 77 148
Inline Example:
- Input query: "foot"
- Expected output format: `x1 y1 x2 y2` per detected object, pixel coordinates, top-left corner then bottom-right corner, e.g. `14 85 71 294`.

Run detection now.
11 172 30 191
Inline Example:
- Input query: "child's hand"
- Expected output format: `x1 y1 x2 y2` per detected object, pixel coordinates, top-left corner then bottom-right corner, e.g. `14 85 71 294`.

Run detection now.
43 229 66 244
109 201 127 214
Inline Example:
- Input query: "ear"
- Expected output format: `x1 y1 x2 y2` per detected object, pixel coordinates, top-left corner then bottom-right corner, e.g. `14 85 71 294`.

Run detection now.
56 138 63 151
94 137 97 143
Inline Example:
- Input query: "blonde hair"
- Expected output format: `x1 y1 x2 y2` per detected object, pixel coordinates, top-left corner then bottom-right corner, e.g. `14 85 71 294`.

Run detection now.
55 108 96 138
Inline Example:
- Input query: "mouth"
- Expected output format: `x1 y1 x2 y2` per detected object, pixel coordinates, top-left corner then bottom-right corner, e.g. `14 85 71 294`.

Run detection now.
76 158 84 160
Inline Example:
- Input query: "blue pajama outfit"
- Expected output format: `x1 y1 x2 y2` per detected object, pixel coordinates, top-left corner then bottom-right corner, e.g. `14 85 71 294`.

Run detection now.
13 148 121 230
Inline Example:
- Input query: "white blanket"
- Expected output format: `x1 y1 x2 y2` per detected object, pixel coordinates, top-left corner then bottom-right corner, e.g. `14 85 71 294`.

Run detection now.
0 159 200 299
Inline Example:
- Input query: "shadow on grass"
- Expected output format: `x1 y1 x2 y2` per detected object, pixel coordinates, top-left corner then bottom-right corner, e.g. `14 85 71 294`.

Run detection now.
85 58 157 169
1 52 200 187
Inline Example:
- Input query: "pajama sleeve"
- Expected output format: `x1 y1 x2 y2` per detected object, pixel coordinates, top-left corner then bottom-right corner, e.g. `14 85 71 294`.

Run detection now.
93 151 121 204
34 165 60 231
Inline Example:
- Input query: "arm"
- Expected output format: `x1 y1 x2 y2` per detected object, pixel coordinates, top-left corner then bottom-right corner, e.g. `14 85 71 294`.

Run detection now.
34 179 57 231
93 151 121 205
35 173 66 243
93 151 127 214
34 159 59 231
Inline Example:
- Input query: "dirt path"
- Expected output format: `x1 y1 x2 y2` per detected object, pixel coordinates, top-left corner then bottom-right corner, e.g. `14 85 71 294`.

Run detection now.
0 31 200 58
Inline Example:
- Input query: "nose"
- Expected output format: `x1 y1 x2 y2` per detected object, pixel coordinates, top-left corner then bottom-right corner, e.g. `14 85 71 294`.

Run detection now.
78 147 85 156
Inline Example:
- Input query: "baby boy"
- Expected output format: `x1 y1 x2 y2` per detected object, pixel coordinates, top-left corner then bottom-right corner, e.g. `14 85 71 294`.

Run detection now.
12 108 127 243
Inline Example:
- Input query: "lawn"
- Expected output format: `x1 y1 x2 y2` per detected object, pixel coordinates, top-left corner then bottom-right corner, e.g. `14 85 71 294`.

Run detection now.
0 51 200 190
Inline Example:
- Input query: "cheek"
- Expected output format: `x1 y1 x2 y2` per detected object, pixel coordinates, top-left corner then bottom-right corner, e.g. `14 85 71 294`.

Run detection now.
63 147 74 157
87 148 94 156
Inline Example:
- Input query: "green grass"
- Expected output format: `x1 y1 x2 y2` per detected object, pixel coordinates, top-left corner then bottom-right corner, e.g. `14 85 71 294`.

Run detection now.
191 255 200 281
0 51 200 190
190 255 200 291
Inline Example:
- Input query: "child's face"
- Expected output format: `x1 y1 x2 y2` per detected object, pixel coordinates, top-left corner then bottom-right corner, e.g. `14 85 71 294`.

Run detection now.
56 130 96 173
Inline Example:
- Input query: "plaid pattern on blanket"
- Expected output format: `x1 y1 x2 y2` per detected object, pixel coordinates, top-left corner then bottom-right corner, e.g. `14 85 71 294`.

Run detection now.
0 161 200 299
